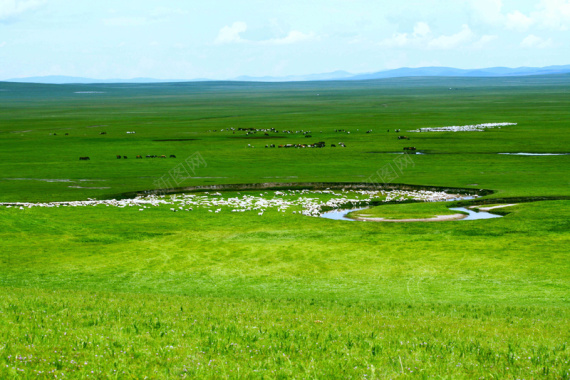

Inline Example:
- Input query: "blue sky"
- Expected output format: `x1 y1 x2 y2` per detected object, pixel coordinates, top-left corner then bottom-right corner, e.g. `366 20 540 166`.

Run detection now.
1 0 569 80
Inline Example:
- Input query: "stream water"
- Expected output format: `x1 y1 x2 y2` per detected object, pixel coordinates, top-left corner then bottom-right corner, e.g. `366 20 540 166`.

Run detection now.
320 205 503 222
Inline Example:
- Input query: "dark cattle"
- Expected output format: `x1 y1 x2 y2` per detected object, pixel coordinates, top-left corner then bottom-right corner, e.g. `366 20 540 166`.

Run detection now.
305 135 312 138
123 156 127 159
146 155 151 158
398 136 410 140
65 133 69 136
169 155 176 158
79 157 90 160
117 155 122 159
100 132 106 135
331 144 336 147
136 155 142 159
161 155 166 158
403 147 416 152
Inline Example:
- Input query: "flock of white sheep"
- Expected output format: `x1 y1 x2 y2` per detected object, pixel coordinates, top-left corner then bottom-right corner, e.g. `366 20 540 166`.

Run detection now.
0 189 475 218
409 122 517 133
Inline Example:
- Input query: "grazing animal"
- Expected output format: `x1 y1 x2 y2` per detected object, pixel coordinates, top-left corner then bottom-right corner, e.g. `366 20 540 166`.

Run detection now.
136 155 142 159
305 135 312 138
79 157 90 160
331 144 336 147
169 155 176 158
160 155 166 158
146 155 151 158
65 133 69 136
117 155 122 159
123 156 127 159
403 147 416 152
398 136 410 140
100 132 106 135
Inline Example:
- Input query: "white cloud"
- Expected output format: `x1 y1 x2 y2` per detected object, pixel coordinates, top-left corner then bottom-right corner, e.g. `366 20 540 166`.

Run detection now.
379 22 431 47
520 34 554 48
427 25 475 50
0 0 44 21
215 22 316 45
506 10 534 31
413 22 431 37
472 35 498 49
260 30 317 45
380 23 478 50
214 22 248 44
533 0 570 30
468 0 504 25
467 0 570 31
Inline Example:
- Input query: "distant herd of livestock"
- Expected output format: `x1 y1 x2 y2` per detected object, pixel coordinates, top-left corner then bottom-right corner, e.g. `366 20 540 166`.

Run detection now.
77 127 417 161
79 155 176 161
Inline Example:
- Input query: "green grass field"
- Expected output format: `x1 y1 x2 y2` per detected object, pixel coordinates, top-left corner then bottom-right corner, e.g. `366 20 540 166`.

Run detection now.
1 76 569 378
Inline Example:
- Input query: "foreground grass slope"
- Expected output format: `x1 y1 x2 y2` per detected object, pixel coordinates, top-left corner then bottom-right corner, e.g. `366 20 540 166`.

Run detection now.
2 288 569 379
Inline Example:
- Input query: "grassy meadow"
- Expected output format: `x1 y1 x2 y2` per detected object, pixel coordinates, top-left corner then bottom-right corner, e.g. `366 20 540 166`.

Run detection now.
0 76 569 378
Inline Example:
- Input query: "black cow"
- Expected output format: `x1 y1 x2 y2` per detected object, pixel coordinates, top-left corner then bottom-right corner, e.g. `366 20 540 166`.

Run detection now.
117 155 122 159
79 157 90 160
170 155 176 158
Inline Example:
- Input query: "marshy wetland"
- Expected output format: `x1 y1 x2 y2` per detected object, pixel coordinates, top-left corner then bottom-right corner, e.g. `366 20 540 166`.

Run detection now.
0 76 569 378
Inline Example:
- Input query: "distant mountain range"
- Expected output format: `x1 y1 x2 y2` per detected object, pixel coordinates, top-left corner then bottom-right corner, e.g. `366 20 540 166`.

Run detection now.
5 65 570 84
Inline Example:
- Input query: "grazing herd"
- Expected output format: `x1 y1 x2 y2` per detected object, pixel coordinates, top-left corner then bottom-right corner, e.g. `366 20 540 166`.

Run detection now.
2 189 475 218
80 155 176 161
76 126 422 161
261 141 344 149
116 155 176 159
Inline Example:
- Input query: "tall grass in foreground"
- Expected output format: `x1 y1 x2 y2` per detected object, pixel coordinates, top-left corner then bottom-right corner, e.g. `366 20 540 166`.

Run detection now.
1 288 569 379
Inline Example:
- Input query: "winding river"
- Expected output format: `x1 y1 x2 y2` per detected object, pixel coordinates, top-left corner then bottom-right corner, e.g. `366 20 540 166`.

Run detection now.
320 205 503 222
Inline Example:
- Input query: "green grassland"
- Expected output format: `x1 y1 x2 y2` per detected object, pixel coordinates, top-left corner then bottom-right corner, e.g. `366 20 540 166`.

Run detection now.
1 76 569 202
1 76 569 378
